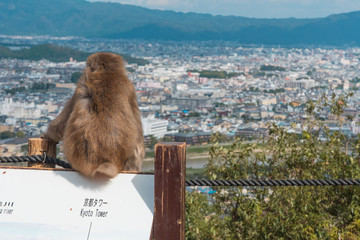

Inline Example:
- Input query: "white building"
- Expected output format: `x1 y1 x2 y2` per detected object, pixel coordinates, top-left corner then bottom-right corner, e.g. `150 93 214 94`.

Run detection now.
141 116 169 139
343 80 349 91
0 98 45 119
286 79 315 89
262 97 277 106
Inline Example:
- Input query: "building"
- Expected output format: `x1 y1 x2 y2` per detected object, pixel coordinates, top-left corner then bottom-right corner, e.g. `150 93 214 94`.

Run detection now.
164 132 212 145
273 113 287 120
142 116 169 139
197 132 212 144
236 128 268 140
164 132 198 145
165 97 212 109
343 80 349 91
0 98 44 119
285 79 315 89
262 97 277 106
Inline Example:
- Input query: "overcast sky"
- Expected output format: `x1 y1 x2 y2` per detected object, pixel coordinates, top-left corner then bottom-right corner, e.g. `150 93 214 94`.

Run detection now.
89 0 360 18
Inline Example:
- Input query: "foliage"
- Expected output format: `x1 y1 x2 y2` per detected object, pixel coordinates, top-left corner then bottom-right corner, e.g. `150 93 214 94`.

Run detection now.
148 135 158 149
260 65 286 71
241 111 254 123
0 131 15 139
186 192 221 239
21 144 28 154
199 70 239 79
162 137 173 142
0 44 148 65
266 73 279 78
71 72 82 83
214 102 225 107
210 132 228 143
186 92 360 239
5 86 26 95
307 69 316 76
244 87 260 92
31 82 55 90
186 168 205 180
187 69 200 73
126 67 136 73
187 112 201 118
252 71 266 77
350 77 360 84
122 54 149 66
5 82 55 95
336 84 344 89
15 131 25 138
263 88 285 94
0 44 90 62
145 151 155 159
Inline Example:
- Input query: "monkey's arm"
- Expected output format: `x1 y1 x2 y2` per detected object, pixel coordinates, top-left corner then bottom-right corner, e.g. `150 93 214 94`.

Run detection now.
122 90 145 172
43 94 76 142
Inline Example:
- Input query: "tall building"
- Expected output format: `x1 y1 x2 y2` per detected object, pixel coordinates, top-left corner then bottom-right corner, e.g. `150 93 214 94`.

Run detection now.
343 80 349 91
141 116 169 139
0 98 44 119
285 79 315 89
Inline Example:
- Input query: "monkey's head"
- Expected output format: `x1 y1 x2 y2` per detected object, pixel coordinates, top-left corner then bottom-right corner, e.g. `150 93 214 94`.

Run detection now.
84 52 127 91
86 52 125 75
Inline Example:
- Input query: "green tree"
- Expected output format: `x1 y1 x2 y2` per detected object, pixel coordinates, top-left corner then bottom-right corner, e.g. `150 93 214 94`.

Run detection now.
71 72 82 83
186 93 360 239
241 111 252 123
148 135 158 149
5 86 26 95
210 132 228 143
31 82 55 91
188 112 200 118
260 65 286 71
15 131 25 138
21 144 28 154
350 77 360 84
0 131 15 139
186 192 221 239
163 137 173 142
199 70 240 79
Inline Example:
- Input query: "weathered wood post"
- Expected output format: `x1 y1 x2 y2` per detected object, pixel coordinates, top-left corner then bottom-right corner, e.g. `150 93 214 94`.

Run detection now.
28 138 57 168
153 142 186 240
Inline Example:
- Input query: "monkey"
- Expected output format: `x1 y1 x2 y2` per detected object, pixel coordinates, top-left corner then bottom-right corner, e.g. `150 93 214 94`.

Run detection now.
42 52 144 180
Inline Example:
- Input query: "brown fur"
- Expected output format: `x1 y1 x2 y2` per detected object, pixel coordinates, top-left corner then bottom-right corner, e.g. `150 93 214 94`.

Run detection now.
43 52 144 179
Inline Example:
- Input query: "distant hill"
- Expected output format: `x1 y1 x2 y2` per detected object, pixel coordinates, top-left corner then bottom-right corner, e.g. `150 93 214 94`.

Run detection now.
0 44 89 62
0 0 360 45
0 44 149 65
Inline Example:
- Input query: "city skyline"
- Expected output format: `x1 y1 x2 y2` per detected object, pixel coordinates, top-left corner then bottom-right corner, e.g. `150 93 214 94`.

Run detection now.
88 0 360 18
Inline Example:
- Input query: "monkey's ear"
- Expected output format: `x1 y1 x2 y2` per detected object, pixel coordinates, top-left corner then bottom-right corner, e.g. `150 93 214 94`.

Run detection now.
87 54 101 72
87 59 97 72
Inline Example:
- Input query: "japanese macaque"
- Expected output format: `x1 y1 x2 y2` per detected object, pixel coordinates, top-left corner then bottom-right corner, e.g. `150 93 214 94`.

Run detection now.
43 52 144 179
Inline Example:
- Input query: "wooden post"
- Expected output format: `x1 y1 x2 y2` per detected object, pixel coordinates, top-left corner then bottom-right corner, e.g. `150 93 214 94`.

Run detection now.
153 142 186 240
28 138 57 168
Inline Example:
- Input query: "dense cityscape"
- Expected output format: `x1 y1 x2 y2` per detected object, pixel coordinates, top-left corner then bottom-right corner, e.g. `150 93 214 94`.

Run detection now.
2 0 360 236
1 35 360 167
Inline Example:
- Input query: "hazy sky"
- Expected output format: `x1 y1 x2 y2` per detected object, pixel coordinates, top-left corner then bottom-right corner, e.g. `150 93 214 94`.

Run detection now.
89 0 360 18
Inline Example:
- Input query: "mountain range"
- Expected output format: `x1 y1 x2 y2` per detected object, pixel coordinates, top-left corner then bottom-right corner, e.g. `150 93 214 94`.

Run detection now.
1 0 360 45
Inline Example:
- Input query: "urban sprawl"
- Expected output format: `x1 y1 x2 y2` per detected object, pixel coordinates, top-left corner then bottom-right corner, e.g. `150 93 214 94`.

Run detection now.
1 36 360 161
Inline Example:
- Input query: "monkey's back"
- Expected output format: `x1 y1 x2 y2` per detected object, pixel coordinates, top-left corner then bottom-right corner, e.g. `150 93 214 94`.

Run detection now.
63 66 144 177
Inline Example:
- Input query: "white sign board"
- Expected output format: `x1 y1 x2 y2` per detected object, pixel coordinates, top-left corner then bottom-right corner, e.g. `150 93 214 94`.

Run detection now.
0 168 154 240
